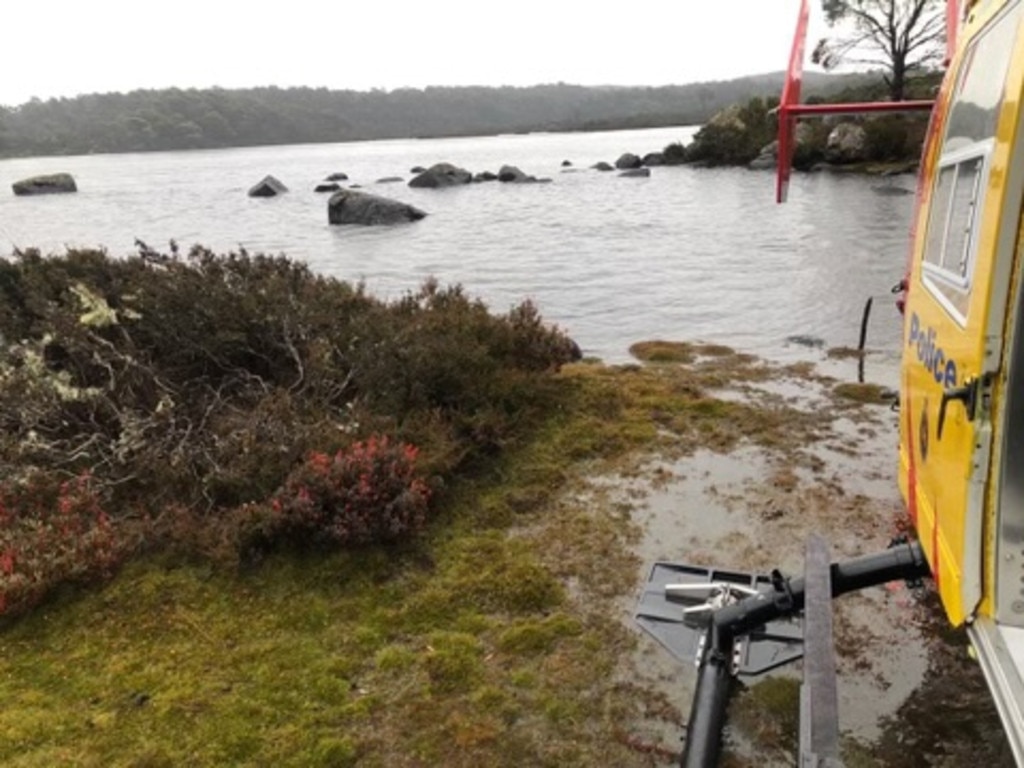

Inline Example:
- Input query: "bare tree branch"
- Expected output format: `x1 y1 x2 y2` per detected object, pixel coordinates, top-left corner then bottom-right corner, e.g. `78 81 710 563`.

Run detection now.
818 0 945 100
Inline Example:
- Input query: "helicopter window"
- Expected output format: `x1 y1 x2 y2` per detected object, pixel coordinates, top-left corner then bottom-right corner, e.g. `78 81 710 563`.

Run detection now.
943 157 984 277
943 0 1022 154
922 149 987 321
920 0 1022 322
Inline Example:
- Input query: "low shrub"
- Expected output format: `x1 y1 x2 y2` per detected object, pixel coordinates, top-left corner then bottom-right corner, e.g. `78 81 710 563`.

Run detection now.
249 435 431 549
0 473 125 618
0 245 578 516
683 97 778 167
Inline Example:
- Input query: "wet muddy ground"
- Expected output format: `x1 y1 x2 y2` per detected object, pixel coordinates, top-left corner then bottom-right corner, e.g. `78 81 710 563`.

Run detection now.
590 349 1015 766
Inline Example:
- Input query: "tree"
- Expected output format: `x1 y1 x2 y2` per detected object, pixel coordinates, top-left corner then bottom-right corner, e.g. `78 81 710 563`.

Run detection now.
812 0 946 101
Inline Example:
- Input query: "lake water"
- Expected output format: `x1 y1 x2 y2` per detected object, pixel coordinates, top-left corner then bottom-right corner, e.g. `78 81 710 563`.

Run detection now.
0 127 917 374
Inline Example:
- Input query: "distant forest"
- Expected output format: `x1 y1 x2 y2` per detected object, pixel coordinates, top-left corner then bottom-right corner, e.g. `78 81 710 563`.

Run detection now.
0 73 874 158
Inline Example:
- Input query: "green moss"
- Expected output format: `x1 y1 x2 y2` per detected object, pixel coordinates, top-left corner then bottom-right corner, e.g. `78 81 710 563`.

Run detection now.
628 340 695 363
827 346 865 360
729 676 801 753
421 632 485 694
497 615 583 655
833 382 890 405
311 736 359 767
375 645 417 672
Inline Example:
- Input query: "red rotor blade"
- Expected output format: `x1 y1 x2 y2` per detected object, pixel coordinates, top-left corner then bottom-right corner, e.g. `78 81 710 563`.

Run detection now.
777 0 810 203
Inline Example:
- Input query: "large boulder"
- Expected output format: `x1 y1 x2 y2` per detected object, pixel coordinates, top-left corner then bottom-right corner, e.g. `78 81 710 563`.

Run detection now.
825 123 868 164
248 175 287 197
12 173 77 196
328 189 427 225
408 163 472 188
642 152 665 167
615 153 642 170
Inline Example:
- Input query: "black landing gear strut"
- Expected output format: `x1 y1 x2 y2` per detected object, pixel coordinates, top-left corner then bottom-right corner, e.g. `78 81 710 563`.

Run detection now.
635 536 929 767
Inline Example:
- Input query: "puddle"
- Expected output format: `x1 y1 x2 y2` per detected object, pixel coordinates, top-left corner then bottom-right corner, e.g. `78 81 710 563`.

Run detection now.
598 358 1006 764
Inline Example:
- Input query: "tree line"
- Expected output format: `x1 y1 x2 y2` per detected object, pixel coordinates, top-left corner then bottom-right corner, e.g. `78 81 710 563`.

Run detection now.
0 74 872 158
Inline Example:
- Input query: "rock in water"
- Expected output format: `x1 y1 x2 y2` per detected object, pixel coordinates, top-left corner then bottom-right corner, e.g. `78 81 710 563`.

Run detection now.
248 175 288 197
408 163 472 188
328 189 427 225
12 173 77 195
615 153 642 169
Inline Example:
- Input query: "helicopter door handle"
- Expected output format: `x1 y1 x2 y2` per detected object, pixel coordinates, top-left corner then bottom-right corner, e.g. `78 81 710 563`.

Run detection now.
937 376 979 441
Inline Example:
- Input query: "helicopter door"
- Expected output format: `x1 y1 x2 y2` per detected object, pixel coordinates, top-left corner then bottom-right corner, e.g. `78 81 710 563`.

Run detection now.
997 244 1024 627
900 0 1024 626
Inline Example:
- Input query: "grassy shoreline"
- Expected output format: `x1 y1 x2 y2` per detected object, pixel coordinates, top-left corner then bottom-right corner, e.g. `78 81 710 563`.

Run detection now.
1 334 1013 766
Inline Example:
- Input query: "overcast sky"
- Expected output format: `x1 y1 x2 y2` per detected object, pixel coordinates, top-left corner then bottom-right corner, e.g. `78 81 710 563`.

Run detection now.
3 1 830 107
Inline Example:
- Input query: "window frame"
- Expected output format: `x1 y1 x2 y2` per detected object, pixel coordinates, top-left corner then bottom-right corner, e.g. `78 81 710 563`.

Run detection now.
921 139 994 326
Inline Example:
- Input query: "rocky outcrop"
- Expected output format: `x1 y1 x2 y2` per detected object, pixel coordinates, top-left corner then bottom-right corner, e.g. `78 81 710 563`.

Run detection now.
474 171 498 182
825 123 868 164
248 175 287 197
615 153 642 170
12 173 77 195
748 141 777 170
749 123 816 170
408 163 472 188
619 168 651 178
642 152 665 167
315 182 342 193
327 189 427 225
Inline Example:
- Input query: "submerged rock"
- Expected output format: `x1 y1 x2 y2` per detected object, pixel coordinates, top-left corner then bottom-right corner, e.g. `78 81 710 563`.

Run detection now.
248 175 288 197
315 182 342 193
592 161 614 172
618 168 651 178
12 173 77 195
325 172 349 181
327 189 427 225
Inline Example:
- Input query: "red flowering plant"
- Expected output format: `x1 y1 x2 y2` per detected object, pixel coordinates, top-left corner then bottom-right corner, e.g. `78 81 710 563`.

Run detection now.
0 473 123 618
262 435 431 548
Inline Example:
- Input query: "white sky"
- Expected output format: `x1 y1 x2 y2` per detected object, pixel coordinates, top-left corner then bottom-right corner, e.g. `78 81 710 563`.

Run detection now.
2 1 830 107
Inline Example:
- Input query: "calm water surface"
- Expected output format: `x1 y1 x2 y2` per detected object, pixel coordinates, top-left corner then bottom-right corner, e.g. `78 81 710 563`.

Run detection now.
0 127 916 372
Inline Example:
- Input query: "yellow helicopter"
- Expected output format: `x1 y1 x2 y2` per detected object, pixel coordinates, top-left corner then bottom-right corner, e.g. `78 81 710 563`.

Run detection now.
636 1 1024 764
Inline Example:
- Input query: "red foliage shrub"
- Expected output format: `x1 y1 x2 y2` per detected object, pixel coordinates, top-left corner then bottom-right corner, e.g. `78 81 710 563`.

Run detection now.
255 435 431 548
0 474 124 618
